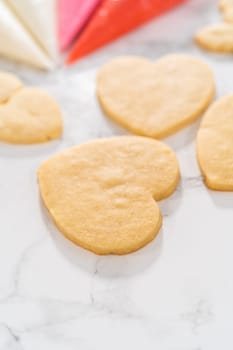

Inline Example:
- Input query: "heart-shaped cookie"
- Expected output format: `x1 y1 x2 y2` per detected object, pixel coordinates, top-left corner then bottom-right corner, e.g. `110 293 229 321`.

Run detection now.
38 136 180 255
195 23 233 53
97 55 215 139
197 95 233 191
0 71 22 102
0 72 62 144
220 0 233 22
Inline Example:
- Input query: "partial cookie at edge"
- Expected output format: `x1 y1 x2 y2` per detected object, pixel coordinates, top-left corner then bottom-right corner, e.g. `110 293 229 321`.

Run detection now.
197 95 233 191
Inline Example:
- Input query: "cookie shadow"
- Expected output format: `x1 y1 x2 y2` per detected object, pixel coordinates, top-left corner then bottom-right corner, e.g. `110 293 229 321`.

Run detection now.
164 118 202 151
208 190 233 209
159 185 183 218
0 139 61 159
39 196 164 278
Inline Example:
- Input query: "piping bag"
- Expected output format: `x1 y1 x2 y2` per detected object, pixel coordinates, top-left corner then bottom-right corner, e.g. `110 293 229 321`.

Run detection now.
58 0 101 51
67 0 185 64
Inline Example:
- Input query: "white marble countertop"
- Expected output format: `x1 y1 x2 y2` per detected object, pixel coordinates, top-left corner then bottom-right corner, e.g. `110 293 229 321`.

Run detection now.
0 0 232 349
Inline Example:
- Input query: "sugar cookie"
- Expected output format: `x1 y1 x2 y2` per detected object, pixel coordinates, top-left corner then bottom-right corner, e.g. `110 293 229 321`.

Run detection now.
38 136 180 255
0 72 23 103
197 95 233 191
195 23 233 53
0 72 62 144
96 55 215 139
220 0 233 22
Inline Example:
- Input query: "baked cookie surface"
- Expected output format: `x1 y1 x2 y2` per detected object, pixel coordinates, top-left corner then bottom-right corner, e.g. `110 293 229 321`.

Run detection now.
195 23 233 53
197 95 233 191
0 72 23 103
220 0 233 22
38 136 180 255
97 55 215 139
0 72 62 144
